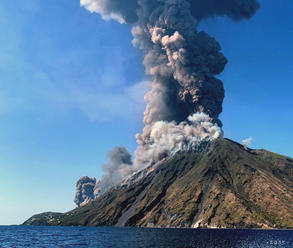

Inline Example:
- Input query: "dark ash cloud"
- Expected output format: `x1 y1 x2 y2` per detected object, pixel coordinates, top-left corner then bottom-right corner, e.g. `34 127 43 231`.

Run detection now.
74 176 96 207
188 0 260 21
80 0 260 175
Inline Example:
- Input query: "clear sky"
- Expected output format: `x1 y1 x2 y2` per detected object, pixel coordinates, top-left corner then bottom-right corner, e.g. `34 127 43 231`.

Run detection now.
0 0 292 225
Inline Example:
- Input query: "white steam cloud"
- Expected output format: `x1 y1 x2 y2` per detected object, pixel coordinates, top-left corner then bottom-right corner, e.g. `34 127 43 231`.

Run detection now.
135 112 222 169
242 137 253 149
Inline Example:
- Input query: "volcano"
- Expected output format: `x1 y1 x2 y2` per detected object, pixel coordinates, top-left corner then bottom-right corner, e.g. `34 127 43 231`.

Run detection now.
24 139 293 229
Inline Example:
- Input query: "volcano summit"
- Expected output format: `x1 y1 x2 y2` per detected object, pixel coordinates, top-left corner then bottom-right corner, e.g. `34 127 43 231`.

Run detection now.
24 139 293 228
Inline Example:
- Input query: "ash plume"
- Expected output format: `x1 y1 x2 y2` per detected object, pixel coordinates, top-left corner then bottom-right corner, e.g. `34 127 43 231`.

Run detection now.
80 0 260 183
73 147 133 207
100 146 133 191
188 0 260 21
74 176 96 207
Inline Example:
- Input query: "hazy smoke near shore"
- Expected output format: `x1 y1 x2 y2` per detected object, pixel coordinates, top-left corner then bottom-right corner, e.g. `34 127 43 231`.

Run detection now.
75 0 260 203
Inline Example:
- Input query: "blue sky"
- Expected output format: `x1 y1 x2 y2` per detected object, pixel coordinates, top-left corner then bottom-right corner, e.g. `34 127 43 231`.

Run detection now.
0 0 292 225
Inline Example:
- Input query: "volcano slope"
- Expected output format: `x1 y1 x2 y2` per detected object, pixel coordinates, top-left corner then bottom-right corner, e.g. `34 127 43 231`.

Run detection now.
23 139 293 229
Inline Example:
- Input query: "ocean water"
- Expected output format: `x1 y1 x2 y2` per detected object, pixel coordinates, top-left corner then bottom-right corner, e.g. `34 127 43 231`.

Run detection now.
0 226 292 248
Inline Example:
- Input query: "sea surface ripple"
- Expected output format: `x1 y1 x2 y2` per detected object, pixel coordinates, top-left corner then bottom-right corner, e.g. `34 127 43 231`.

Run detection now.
0 226 292 248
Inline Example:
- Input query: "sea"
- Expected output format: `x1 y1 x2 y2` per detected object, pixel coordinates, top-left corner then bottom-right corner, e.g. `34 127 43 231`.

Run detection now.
0 226 292 248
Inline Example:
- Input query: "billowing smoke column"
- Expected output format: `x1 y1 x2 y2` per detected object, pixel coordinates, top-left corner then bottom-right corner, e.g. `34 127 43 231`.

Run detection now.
81 0 259 167
74 148 133 207
76 0 260 203
100 146 133 192
135 112 222 167
74 176 97 207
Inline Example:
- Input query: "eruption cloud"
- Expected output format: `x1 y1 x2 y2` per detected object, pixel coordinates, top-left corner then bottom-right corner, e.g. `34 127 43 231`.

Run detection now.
135 112 222 168
74 176 97 207
100 146 133 192
76 0 260 203
74 148 133 207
